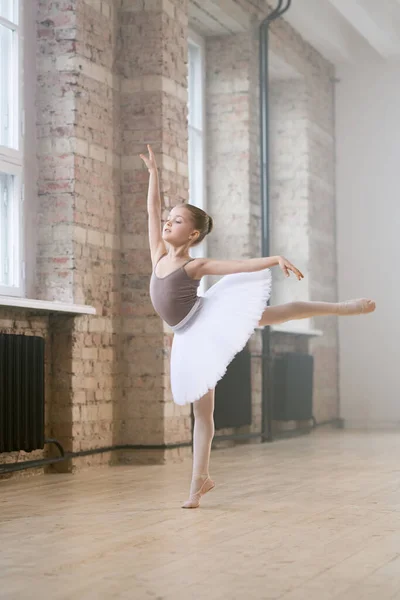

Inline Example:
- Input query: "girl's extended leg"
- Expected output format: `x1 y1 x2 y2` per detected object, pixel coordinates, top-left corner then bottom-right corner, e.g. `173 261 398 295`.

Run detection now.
259 298 375 326
182 389 215 509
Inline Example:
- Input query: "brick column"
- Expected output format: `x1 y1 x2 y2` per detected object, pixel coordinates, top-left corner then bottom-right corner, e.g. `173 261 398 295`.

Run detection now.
206 23 338 436
269 79 310 322
36 0 121 468
117 0 191 462
206 29 266 437
269 76 338 414
207 32 255 262
307 71 339 425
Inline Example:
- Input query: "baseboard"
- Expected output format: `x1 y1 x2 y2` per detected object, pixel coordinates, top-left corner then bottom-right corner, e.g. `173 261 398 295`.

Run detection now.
340 419 400 430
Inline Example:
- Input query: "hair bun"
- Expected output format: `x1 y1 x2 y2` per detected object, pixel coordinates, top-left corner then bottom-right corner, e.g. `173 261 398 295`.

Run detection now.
184 203 214 246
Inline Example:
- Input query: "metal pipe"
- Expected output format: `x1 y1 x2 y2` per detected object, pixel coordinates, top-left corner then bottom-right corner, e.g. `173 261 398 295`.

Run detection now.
264 0 284 23
0 415 336 475
0 430 265 474
0 441 194 475
45 438 65 457
259 0 292 443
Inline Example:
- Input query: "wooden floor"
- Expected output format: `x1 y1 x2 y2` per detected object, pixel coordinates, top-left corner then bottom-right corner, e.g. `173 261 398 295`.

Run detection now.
2 429 400 600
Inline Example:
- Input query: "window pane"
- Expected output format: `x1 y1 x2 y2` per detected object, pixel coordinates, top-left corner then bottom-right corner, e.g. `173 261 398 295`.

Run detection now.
189 127 205 263
0 172 12 285
188 126 203 208
188 38 206 273
188 43 202 131
0 0 17 23
0 23 17 149
0 171 18 288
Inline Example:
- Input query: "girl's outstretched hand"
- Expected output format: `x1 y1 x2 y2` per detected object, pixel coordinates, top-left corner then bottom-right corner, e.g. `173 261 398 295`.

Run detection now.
140 144 157 171
278 256 304 281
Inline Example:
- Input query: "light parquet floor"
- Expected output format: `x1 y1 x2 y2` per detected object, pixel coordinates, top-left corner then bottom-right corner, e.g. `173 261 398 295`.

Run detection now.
2 429 400 600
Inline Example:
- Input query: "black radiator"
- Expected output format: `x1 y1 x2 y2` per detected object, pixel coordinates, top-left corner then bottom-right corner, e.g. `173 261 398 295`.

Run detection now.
273 352 314 421
214 346 252 430
0 334 45 453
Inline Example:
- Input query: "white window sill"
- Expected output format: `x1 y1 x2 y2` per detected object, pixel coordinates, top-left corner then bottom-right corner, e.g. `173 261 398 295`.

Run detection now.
271 325 323 337
255 324 323 337
0 296 96 315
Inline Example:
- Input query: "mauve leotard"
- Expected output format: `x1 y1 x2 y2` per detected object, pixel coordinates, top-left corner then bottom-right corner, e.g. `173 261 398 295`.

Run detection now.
149 256 200 327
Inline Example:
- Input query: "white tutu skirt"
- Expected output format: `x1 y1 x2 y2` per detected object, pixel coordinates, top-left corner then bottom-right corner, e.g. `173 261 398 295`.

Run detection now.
170 269 272 405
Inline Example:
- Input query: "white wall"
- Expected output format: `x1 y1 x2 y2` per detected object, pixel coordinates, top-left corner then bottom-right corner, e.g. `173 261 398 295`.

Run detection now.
336 61 400 428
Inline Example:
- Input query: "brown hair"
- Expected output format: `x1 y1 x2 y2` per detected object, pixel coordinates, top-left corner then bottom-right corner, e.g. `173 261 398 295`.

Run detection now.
184 204 214 245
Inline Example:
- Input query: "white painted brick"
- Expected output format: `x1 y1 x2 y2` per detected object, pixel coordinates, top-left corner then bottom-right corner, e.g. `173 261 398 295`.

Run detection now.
82 348 98 360
120 78 142 94
163 0 175 19
101 1 111 18
161 154 176 172
83 0 102 11
104 233 112 248
121 0 144 11
73 227 87 244
52 224 74 242
73 138 89 157
87 230 105 246
89 144 107 163
54 138 73 154
141 75 163 93
88 318 107 333
121 155 143 171
38 138 53 155
144 0 162 10
177 160 188 177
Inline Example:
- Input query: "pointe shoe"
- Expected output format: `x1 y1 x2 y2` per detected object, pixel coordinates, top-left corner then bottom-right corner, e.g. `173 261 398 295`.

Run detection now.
337 298 376 316
182 477 215 509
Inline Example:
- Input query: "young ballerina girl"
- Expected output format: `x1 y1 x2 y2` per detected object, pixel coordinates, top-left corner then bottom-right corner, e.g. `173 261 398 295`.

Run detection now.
140 145 376 509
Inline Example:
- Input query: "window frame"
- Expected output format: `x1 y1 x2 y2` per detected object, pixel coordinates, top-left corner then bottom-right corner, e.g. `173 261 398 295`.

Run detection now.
188 31 207 290
0 0 24 297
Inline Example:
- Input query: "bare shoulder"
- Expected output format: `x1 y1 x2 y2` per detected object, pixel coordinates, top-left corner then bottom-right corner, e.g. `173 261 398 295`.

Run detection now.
151 245 167 269
184 258 207 280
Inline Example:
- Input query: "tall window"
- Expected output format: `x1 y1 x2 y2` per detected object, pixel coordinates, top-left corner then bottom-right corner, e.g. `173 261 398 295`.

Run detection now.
0 0 22 296
188 34 206 266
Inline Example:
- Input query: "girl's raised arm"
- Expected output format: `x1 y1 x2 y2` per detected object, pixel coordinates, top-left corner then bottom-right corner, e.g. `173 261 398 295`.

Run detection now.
140 145 167 265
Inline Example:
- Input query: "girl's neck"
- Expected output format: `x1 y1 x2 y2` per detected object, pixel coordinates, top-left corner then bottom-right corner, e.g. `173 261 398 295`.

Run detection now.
167 245 191 261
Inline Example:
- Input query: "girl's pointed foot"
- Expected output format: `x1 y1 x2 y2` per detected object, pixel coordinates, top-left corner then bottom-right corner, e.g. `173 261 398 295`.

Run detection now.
337 298 376 316
182 476 215 509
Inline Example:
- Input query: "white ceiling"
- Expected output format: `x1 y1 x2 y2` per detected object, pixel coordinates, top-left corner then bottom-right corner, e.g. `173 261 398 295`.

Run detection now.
189 0 400 65
189 0 249 36
282 0 400 64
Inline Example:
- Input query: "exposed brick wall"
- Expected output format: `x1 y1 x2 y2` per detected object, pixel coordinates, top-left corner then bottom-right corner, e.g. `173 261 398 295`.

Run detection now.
270 13 339 425
205 1 339 434
2 0 339 477
307 79 338 425
34 0 121 468
36 0 75 304
206 33 253 262
117 0 191 461
269 79 310 313
205 31 266 442
3 0 191 475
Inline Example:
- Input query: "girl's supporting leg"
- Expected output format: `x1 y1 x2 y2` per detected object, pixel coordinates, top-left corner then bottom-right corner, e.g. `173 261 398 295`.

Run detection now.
182 389 215 509
259 298 375 327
